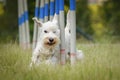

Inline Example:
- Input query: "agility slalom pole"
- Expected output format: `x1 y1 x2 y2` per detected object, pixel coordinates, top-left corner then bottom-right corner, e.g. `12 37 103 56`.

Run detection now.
39 0 44 22
37 0 44 41
23 0 30 48
55 0 59 25
44 0 49 22
32 0 39 50
55 0 59 15
19 0 27 49
50 0 55 21
55 0 61 63
21 0 27 49
59 0 66 65
18 0 22 47
70 0 76 65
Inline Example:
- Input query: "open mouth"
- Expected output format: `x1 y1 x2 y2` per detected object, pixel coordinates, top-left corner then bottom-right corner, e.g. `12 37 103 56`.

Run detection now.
47 42 56 46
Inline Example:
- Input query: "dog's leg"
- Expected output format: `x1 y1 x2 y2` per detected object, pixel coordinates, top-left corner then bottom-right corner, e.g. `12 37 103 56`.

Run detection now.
30 48 41 67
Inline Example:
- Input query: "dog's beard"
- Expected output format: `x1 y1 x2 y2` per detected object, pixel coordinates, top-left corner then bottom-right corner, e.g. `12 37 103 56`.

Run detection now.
43 37 59 49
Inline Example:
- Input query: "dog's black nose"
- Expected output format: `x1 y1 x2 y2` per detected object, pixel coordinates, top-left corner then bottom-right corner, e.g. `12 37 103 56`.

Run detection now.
49 38 54 42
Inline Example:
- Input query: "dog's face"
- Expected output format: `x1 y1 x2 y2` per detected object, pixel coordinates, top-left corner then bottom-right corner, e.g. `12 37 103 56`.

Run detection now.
40 22 60 49
33 15 60 49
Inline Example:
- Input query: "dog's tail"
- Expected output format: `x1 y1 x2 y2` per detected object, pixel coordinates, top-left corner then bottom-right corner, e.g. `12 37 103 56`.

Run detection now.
65 10 71 33
65 10 71 32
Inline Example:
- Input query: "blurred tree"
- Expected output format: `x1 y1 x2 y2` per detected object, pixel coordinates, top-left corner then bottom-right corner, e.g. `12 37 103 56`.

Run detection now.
0 3 4 15
0 0 17 42
76 0 93 35
100 0 120 36
28 0 34 23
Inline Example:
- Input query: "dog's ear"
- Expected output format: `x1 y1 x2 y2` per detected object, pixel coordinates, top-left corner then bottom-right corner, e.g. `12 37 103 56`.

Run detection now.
52 14 58 25
32 17 43 27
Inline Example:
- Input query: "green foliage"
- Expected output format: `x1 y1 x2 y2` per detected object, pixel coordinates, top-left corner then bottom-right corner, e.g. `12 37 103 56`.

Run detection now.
76 0 93 35
89 4 106 38
0 3 4 15
0 43 120 80
99 0 120 35
0 0 18 42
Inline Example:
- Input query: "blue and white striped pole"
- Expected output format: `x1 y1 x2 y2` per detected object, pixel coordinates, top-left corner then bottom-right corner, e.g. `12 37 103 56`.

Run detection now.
19 0 27 49
18 0 22 47
18 0 30 49
55 0 59 25
23 0 30 48
39 0 44 22
59 0 66 65
37 0 44 41
70 0 76 65
33 0 39 50
55 0 59 15
44 0 49 22
50 0 55 21
55 0 60 64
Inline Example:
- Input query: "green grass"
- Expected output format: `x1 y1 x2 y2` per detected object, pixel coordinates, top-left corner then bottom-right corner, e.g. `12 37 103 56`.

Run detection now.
0 43 120 80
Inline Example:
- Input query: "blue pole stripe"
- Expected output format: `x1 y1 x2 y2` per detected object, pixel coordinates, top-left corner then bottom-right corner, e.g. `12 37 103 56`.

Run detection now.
35 7 39 17
59 0 64 11
39 7 44 19
70 0 76 10
24 11 29 21
50 1 55 16
44 4 49 16
18 16 23 26
55 0 59 14
18 11 29 26
19 14 25 26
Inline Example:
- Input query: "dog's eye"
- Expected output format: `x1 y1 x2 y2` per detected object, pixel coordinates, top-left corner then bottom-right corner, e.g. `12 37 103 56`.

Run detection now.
44 30 48 33
53 31 56 33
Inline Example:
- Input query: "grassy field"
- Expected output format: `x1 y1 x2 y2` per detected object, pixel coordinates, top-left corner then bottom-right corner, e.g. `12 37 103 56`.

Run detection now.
0 43 120 80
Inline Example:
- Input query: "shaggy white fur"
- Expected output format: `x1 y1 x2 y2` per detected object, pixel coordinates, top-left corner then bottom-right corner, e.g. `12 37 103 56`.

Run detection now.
30 14 60 66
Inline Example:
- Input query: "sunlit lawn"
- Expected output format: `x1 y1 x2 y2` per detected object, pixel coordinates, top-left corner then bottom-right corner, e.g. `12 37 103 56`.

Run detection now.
0 43 120 80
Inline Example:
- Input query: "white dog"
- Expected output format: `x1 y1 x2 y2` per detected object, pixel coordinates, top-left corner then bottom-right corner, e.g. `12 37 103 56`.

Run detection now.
30 15 60 66
30 11 84 67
